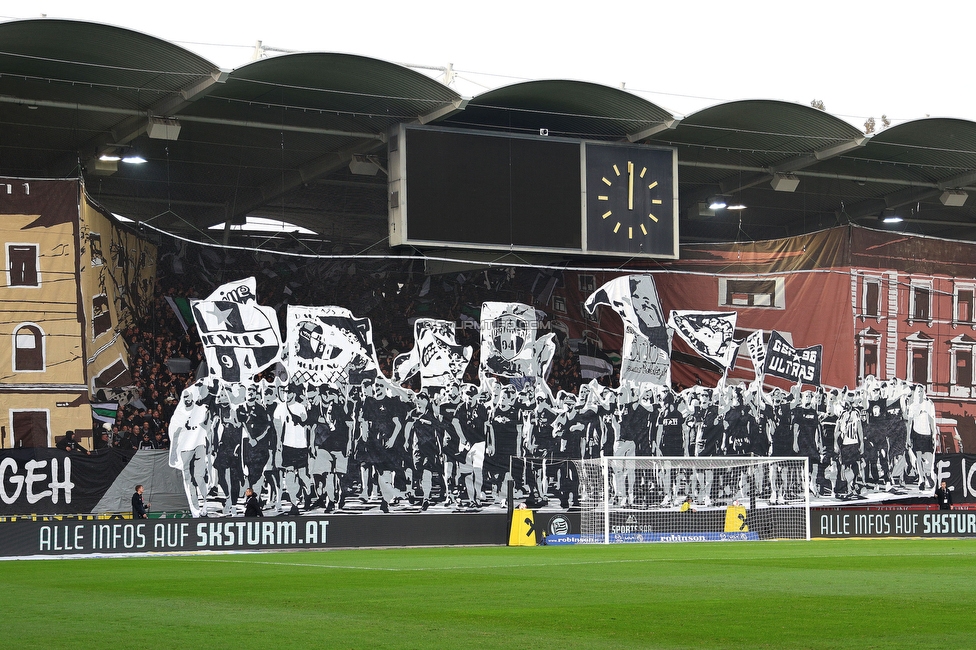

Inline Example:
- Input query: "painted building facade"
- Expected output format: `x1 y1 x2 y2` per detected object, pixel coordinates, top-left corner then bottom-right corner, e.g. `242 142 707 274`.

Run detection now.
0 178 155 448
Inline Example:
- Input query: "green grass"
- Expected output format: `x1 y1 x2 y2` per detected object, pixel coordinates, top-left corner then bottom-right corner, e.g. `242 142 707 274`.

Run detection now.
2 540 975 649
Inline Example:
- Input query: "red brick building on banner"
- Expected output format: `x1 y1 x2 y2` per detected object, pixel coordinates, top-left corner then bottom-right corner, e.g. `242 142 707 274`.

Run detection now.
556 225 976 453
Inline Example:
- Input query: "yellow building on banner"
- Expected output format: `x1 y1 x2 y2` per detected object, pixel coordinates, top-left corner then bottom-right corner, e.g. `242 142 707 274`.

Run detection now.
0 178 155 449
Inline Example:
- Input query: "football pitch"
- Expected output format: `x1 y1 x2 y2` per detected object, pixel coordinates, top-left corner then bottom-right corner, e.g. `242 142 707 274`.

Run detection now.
3 539 975 649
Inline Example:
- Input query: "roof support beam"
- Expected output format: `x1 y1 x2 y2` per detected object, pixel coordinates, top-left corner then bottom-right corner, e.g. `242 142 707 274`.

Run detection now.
418 98 470 125
0 94 143 115
177 115 385 140
257 141 383 201
211 137 388 229
842 169 976 220
0 96 385 141
716 136 870 195
780 136 870 171
222 94 462 227
627 118 681 142
181 70 231 102
96 68 230 151
936 170 976 191
23 67 230 176
678 160 976 191
843 187 940 220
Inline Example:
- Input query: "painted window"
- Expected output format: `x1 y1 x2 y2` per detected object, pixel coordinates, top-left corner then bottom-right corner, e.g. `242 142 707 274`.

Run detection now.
13 324 43 371
7 244 39 287
718 277 785 309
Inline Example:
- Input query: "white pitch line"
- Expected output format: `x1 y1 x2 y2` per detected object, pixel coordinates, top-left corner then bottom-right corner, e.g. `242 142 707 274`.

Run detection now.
196 550 976 572
200 557 677 571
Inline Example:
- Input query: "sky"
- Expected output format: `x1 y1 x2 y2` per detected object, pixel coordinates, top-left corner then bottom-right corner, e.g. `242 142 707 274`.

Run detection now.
3 1 975 129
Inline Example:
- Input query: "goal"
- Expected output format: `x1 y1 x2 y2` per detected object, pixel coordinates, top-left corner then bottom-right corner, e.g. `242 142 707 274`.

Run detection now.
575 456 810 543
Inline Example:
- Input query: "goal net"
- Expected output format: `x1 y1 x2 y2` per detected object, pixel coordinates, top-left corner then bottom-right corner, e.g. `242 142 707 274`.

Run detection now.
575 456 810 543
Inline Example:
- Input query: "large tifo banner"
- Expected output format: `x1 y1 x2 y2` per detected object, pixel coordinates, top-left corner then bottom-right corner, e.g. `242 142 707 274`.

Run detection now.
10 451 970 516
2 275 957 527
120 277 976 520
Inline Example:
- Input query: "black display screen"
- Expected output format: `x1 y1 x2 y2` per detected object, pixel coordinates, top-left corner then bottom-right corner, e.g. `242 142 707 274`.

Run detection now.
404 129 582 250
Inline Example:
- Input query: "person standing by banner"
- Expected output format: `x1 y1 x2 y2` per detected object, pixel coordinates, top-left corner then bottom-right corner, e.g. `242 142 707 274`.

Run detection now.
935 480 953 510
131 485 149 519
243 487 263 517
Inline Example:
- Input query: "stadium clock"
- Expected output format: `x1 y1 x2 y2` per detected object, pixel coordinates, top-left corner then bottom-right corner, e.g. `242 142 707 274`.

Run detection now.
584 142 676 256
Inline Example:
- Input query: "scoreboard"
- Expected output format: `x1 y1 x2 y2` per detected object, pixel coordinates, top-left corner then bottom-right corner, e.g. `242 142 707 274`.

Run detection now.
388 124 678 258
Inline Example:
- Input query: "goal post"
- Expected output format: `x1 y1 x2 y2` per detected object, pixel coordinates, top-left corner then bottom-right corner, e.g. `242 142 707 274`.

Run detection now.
576 456 811 543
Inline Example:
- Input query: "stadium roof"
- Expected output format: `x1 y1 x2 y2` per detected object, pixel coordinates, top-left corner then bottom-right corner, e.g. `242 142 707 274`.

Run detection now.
4 18 976 254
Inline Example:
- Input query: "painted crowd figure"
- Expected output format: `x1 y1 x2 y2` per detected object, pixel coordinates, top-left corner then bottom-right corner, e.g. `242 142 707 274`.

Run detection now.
169 371 938 516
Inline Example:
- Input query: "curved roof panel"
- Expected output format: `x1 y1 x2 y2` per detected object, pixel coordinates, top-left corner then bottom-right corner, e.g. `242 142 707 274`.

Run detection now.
445 79 674 139
846 118 976 177
657 100 865 167
187 52 461 136
0 18 217 102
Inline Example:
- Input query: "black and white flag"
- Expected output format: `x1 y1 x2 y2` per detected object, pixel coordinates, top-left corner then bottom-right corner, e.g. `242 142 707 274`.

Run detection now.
393 318 472 389
191 296 282 383
204 276 258 304
584 275 671 386
667 310 739 370
286 306 382 386
763 330 823 385
746 330 766 379
480 302 542 378
577 340 614 379
534 332 557 383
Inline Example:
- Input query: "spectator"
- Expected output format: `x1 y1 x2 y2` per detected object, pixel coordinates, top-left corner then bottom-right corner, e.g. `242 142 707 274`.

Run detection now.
94 429 111 451
131 484 149 519
56 430 90 455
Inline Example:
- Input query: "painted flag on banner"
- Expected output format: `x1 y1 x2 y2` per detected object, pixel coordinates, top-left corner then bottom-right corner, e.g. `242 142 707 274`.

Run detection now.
164 296 195 333
584 275 669 347
205 277 257 304
91 402 118 424
577 340 614 379
535 333 556 379
286 305 382 386
763 331 823 385
584 275 671 386
667 310 739 369
745 330 766 379
393 318 472 389
191 299 282 383
480 302 540 378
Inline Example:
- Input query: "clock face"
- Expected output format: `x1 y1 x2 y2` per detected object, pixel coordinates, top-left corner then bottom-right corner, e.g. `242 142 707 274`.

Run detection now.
584 143 676 257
